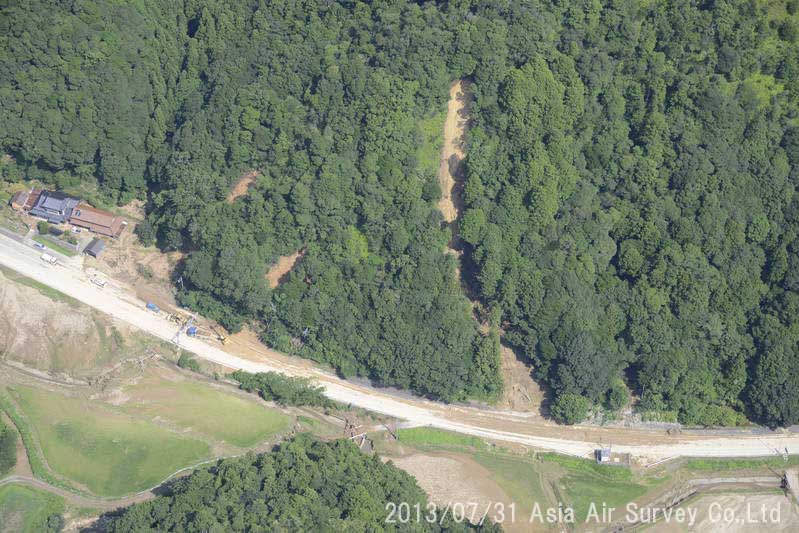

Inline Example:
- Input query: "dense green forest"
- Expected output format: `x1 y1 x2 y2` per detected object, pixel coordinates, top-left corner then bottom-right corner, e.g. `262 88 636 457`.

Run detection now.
2 0 799 426
102 435 500 531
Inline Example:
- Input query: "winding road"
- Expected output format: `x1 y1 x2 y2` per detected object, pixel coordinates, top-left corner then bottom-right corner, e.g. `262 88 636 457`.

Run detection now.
1 233 798 464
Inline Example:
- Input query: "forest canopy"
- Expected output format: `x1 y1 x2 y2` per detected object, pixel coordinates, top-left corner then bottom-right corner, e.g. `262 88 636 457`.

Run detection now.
102 435 500 531
2 0 799 427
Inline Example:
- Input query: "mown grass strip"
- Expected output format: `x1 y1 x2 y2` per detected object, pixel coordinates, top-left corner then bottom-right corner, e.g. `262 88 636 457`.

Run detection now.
395 427 487 451
685 455 799 472
31 235 77 257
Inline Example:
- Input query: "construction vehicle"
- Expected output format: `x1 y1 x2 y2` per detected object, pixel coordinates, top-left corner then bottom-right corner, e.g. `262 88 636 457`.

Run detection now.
146 302 160 313
211 325 229 345
184 324 229 345
40 253 57 265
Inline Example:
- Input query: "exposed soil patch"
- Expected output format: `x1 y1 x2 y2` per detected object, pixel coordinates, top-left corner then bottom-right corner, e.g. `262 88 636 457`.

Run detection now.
496 344 545 414
117 199 146 222
0 270 95 374
226 170 259 203
89 226 181 309
265 249 304 288
390 452 513 525
437 80 472 226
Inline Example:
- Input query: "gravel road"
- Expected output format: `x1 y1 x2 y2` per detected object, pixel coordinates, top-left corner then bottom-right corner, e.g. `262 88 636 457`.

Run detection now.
1 234 798 462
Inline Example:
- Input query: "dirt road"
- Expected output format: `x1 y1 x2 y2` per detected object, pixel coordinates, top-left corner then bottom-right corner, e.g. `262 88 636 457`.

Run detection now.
1 234 798 462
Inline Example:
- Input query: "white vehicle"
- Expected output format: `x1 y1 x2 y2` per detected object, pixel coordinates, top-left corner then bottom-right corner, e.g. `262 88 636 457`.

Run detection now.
90 276 107 288
40 253 58 265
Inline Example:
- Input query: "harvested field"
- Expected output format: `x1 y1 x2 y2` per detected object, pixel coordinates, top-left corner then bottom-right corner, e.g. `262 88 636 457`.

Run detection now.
391 453 513 525
227 170 259 203
0 268 134 378
266 249 304 288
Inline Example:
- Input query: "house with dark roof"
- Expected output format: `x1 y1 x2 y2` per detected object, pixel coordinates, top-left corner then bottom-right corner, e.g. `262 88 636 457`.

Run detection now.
69 203 126 237
29 190 79 224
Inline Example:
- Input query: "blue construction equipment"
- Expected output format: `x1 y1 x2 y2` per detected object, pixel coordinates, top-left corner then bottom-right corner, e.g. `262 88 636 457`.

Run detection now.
186 325 198 337
146 302 160 313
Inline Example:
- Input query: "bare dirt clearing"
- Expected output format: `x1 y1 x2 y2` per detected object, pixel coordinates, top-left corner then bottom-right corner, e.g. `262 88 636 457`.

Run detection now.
227 170 259 203
265 249 304 288
391 452 515 526
89 227 181 310
497 345 545 414
437 80 472 224
0 269 118 377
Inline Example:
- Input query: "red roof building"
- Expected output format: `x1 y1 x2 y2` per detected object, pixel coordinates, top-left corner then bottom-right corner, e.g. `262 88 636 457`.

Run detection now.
69 203 126 237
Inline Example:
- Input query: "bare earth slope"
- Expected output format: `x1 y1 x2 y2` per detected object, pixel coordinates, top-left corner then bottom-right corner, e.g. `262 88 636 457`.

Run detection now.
437 80 471 224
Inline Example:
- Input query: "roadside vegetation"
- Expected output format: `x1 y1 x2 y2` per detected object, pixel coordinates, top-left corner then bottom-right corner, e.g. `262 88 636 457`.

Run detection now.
0 419 16 477
232 370 335 408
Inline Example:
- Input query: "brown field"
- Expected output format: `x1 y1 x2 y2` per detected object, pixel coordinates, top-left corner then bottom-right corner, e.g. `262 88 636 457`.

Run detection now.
390 452 516 526
0 268 140 379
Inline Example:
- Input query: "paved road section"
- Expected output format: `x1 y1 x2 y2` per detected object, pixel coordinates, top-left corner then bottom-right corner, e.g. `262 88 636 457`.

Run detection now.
1 234 798 462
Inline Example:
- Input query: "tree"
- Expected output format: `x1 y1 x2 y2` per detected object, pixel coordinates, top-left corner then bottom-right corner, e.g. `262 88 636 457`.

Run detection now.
103 435 501 531
550 393 591 425
0 421 17 476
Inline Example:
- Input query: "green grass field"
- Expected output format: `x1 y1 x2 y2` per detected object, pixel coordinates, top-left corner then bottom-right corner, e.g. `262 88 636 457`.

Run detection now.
0 484 64 533
541 454 647 522
396 427 487 451
13 386 210 497
472 453 549 516
685 455 799 472
123 375 291 447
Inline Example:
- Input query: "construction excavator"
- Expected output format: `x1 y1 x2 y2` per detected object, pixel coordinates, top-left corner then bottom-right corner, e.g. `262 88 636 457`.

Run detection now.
186 323 229 345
